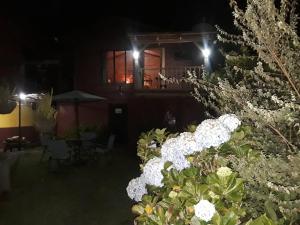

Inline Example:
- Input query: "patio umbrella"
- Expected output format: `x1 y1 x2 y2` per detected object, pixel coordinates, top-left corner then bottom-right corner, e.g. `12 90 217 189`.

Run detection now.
53 90 107 138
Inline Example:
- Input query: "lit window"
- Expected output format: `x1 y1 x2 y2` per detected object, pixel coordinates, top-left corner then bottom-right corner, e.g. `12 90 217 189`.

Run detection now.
105 50 134 84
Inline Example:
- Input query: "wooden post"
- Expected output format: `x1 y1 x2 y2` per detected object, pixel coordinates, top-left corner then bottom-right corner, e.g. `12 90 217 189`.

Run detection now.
18 99 21 151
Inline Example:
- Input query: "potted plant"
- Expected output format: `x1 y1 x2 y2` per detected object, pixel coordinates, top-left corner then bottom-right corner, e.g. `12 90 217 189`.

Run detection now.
33 90 57 135
0 84 16 114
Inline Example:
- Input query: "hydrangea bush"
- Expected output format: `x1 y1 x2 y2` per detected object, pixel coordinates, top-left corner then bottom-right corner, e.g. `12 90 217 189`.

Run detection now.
127 114 278 225
157 1 300 223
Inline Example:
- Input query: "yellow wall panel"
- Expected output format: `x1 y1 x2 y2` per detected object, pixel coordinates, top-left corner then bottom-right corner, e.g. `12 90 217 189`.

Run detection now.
0 104 34 128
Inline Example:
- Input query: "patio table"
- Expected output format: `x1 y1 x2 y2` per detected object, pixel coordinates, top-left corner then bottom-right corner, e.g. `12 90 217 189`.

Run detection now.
66 139 84 163
3 136 29 152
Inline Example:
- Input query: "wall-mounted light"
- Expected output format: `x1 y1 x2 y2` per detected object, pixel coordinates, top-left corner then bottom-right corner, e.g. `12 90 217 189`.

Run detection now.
201 48 211 59
133 50 140 60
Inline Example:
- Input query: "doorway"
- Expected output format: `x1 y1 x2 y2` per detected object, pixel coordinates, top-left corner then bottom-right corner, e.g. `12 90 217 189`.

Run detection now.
109 104 128 144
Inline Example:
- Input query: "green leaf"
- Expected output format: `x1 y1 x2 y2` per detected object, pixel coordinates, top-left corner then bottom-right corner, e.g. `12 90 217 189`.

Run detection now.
182 167 199 177
241 125 252 135
221 211 239 225
195 184 209 197
219 143 235 155
224 178 244 202
264 201 278 222
190 216 201 225
246 214 277 225
149 214 161 224
231 130 245 141
156 206 165 222
212 212 222 225
182 181 196 195
155 128 165 135
142 195 154 204
132 204 145 215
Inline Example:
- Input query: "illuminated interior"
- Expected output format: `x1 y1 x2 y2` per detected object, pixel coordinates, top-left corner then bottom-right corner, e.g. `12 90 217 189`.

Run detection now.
105 50 134 84
144 48 162 88
105 48 162 88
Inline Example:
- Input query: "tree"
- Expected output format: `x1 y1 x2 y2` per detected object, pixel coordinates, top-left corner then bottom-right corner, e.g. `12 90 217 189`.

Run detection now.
167 0 300 154
159 0 300 222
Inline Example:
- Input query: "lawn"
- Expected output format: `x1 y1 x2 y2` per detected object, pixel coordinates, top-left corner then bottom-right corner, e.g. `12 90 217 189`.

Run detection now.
0 148 140 225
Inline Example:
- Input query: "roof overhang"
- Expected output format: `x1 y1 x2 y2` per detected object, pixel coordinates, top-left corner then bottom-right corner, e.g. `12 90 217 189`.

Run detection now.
129 32 216 46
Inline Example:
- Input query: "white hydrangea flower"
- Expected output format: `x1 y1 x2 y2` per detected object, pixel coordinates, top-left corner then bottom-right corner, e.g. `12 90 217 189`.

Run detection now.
126 176 147 202
161 139 191 171
194 119 231 149
177 132 201 155
194 200 216 222
142 157 165 187
217 114 241 132
216 167 232 177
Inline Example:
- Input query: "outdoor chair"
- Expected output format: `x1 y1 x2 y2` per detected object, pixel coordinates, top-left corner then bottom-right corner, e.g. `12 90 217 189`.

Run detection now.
95 134 115 154
80 132 98 159
39 134 52 162
47 140 73 171
80 132 97 141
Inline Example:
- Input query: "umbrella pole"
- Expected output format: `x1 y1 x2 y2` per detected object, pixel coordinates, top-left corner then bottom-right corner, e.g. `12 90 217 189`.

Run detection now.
75 100 80 139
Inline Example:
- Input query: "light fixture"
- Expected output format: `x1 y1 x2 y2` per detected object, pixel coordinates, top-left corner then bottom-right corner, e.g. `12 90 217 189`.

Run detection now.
133 50 140 60
18 92 26 151
201 48 211 58
19 93 26 100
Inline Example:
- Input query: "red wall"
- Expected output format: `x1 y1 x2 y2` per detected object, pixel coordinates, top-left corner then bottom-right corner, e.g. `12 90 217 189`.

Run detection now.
127 95 205 151
74 47 103 93
56 102 109 137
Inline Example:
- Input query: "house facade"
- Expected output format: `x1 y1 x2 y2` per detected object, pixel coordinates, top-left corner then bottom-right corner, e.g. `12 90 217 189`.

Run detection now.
61 31 216 149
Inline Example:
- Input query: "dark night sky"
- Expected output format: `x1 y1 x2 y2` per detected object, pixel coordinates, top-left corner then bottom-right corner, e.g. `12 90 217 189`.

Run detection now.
0 0 235 63
2 0 234 36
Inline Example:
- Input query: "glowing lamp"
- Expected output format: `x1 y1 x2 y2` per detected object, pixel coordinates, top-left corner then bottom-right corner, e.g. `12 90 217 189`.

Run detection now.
201 48 211 58
19 93 26 100
133 50 140 60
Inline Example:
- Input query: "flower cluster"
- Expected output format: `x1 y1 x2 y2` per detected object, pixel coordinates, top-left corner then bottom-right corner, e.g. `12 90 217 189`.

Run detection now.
218 114 241 132
194 199 216 222
161 138 191 171
142 157 165 187
194 114 240 149
126 114 241 202
126 176 147 202
217 166 233 177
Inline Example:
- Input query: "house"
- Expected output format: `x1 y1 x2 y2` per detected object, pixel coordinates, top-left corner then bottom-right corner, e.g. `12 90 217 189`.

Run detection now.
57 30 217 149
0 15 218 151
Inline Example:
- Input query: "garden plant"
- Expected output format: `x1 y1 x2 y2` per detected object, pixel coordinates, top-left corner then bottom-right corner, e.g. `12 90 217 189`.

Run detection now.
126 0 300 224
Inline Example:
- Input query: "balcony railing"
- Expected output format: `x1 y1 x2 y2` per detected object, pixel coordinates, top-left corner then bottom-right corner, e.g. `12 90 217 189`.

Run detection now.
140 66 202 89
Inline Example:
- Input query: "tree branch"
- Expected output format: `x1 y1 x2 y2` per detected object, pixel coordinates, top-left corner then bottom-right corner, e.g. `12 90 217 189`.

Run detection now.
267 124 295 151
265 45 300 98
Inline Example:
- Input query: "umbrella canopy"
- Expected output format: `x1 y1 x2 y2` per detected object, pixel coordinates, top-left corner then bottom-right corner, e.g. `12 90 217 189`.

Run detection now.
53 90 107 138
53 90 106 103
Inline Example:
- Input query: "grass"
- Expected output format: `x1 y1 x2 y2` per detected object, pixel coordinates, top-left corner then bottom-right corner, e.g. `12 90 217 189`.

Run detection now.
0 148 140 225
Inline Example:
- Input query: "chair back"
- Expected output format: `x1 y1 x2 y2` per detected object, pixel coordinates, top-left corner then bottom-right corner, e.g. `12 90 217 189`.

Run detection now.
80 132 97 141
40 134 52 147
107 134 115 150
47 140 70 160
